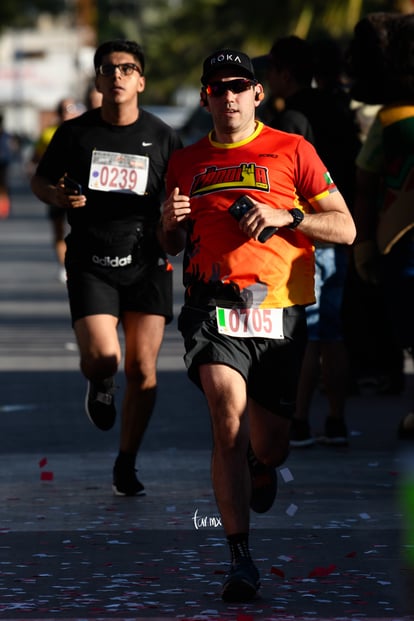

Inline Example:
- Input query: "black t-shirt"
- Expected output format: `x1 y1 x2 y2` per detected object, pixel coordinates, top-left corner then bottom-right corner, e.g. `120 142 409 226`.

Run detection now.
257 88 361 206
256 98 315 144
36 107 182 239
283 88 361 205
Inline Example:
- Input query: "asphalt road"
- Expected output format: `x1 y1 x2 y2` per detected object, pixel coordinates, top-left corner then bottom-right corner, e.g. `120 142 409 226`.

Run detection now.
0 183 413 620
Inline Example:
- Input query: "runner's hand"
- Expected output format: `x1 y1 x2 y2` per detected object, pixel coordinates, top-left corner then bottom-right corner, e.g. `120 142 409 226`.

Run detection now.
162 187 191 232
55 176 87 209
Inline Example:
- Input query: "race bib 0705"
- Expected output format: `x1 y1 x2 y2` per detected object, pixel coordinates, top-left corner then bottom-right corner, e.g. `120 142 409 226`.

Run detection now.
88 149 149 195
216 307 284 339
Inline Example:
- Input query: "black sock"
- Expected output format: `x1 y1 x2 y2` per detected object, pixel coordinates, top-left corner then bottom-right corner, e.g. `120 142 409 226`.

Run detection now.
116 451 135 468
227 533 251 563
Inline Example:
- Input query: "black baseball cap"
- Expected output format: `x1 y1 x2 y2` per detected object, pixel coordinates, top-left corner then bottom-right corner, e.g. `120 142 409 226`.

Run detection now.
201 49 256 85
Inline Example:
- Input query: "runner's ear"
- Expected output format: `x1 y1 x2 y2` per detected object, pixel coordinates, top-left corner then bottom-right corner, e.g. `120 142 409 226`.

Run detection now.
254 85 264 102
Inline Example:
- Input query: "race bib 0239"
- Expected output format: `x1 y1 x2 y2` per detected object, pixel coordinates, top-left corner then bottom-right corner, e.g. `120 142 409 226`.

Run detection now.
88 149 149 195
216 307 284 339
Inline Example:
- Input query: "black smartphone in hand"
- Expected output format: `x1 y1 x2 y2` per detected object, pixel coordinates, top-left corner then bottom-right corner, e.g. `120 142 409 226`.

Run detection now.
228 195 277 243
64 176 82 195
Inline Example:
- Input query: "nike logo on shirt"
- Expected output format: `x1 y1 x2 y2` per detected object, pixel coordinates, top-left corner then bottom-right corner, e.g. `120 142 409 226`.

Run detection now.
142 142 152 147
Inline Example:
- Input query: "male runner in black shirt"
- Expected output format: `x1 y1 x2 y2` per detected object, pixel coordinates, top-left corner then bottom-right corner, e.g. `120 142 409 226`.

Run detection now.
31 39 182 496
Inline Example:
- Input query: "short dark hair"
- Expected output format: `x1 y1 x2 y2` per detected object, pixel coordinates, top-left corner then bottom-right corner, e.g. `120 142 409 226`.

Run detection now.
94 40 145 74
348 12 401 104
388 13 414 99
269 36 314 87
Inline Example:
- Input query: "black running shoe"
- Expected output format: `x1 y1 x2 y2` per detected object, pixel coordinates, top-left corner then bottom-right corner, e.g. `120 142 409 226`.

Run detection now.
290 419 315 448
247 445 278 514
221 558 260 602
319 416 349 446
398 412 414 441
85 378 116 431
112 460 145 497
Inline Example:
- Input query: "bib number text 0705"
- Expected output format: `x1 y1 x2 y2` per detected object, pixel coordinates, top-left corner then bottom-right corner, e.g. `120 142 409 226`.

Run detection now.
216 307 284 339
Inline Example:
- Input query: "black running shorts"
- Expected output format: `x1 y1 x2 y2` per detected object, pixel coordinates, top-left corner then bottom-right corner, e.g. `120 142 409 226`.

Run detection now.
177 304 307 418
66 262 173 325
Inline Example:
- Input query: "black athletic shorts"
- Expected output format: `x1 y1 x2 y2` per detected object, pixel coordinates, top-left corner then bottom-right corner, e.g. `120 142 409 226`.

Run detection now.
66 261 173 325
177 304 307 418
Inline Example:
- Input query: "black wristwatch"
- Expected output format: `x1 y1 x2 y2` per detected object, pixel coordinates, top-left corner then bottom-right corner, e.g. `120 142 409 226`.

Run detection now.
287 208 304 230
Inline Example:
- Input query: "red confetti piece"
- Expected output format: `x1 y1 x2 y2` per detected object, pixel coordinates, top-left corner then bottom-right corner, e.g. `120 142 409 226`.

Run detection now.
38 457 47 468
237 615 254 621
40 471 54 481
270 566 285 577
308 563 337 577
345 551 357 558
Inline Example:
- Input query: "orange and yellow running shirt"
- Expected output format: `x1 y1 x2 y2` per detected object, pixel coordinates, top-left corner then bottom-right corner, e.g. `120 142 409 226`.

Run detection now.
166 121 337 308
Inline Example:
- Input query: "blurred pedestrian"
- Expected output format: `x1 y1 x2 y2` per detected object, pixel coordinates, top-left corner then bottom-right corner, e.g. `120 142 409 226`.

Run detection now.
344 11 406 397
160 48 355 601
254 37 314 142
352 13 414 441
255 36 360 447
0 113 13 219
84 80 103 110
31 40 182 494
31 98 85 282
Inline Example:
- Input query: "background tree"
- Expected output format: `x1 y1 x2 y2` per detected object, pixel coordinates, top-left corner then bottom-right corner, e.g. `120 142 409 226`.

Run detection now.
0 0 410 103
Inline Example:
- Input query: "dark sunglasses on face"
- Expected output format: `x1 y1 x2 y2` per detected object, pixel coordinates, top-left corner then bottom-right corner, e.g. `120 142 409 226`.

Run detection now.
205 78 257 97
96 63 141 77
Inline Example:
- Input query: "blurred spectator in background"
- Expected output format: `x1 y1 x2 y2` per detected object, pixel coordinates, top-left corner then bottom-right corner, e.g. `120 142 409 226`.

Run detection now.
0 113 13 219
351 12 414 441
254 36 360 447
347 11 401 143
345 12 406 397
84 80 103 110
30 97 85 282
178 105 213 146
254 37 314 142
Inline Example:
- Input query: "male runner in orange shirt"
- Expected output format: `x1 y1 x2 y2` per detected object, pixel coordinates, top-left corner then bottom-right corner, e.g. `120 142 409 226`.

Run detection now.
159 48 356 603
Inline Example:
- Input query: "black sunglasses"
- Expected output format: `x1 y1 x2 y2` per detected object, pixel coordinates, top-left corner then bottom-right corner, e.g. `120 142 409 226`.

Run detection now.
96 63 141 77
205 78 257 97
